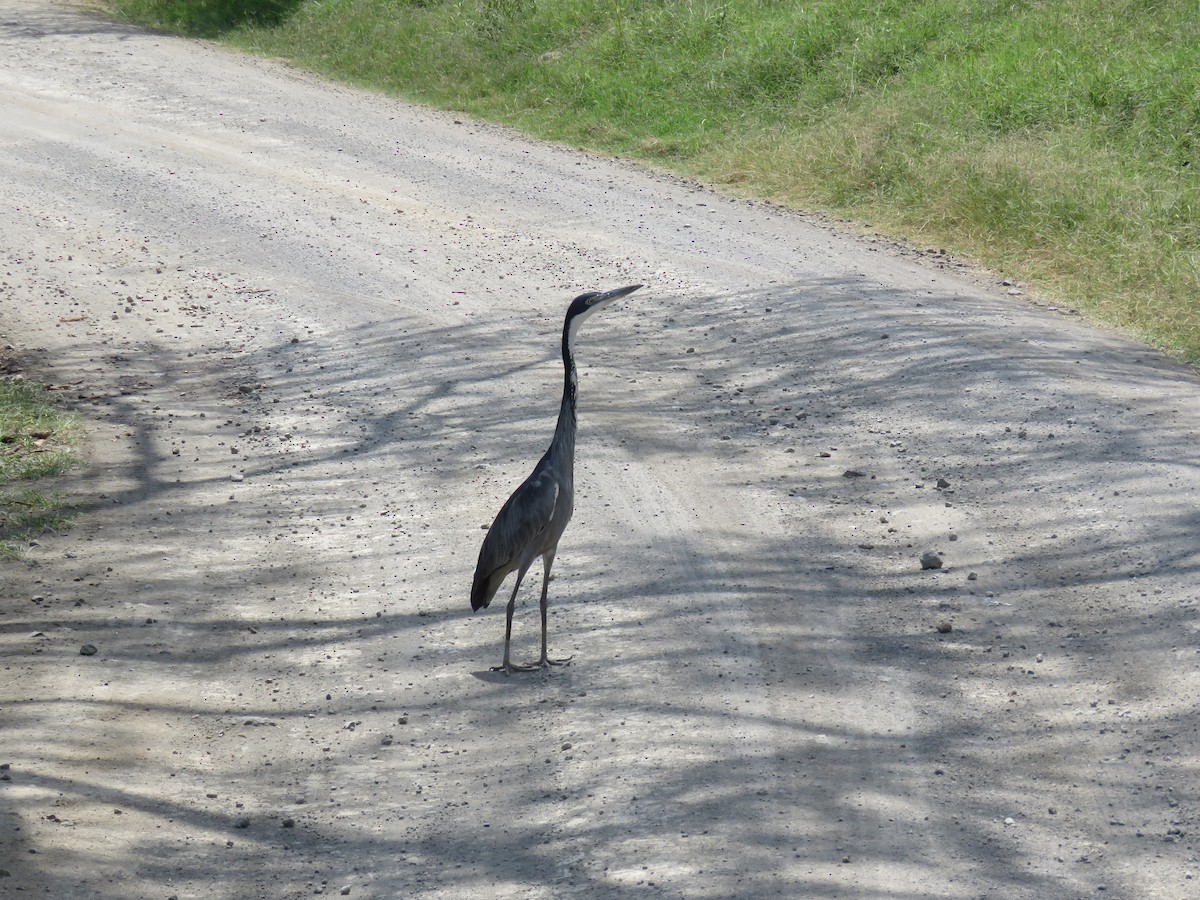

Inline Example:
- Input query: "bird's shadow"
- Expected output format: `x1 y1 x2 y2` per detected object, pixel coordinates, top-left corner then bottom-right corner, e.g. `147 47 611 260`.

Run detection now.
468 666 569 684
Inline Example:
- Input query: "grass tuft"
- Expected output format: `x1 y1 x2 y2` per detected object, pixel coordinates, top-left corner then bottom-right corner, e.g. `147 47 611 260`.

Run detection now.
104 0 1200 362
0 377 84 556
0 489 78 560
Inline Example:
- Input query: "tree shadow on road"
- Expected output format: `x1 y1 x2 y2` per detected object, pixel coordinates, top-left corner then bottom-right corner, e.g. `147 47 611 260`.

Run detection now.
3 272 1200 896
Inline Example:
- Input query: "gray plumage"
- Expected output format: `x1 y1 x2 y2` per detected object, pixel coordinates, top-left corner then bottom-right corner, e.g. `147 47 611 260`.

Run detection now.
471 284 641 673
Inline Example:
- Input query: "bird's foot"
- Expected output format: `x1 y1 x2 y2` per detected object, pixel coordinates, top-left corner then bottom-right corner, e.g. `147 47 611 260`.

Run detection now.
538 654 573 668
490 661 540 675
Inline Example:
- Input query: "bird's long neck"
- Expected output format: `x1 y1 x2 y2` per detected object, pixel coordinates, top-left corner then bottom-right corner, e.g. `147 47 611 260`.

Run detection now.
547 319 579 477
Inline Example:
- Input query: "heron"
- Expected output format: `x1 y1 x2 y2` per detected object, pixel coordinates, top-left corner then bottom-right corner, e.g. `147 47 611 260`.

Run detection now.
471 284 642 674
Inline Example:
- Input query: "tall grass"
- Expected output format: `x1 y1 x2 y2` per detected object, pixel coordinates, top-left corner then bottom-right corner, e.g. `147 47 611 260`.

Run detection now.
105 0 1200 362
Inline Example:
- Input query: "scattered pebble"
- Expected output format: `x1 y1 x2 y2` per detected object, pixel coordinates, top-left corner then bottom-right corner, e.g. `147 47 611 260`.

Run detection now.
920 551 943 570
79 643 97 656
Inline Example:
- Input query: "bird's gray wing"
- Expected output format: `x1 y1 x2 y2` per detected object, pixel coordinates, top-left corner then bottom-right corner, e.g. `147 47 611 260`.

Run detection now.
475 470 560 587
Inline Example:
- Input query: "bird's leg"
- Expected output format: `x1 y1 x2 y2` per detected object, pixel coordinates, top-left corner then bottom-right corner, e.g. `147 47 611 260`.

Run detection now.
535 551 572 668
492 570 538 675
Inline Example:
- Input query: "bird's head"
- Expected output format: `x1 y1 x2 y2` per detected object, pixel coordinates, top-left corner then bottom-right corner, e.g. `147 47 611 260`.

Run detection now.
565 284 641 333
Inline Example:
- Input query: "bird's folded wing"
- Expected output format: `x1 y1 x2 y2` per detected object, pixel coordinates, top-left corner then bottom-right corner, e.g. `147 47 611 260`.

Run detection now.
477 472 560 575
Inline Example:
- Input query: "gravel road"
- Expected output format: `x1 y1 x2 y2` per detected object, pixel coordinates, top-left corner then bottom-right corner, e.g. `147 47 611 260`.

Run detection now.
2 2 1199 897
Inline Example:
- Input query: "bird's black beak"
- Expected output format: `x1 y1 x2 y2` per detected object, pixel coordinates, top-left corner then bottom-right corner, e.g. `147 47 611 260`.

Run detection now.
595 284 642 303
568 284 642 329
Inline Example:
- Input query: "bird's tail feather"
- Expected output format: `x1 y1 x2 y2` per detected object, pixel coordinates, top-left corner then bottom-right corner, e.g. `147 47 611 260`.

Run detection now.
470 574 493 612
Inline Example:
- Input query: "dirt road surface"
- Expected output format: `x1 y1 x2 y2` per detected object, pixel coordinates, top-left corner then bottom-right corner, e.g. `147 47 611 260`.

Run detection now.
2 2 1199 897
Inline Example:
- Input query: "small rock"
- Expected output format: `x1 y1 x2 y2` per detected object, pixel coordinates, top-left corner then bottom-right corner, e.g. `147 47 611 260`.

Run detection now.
234 818 250 829
561 742 573 751
920 551 943 570
842 469 866 478
282 818 295 828
967 572 978 581
1004 817 1016 826
936 477 951 488
79 644 98 656
230 472 244 482
936 621 953 634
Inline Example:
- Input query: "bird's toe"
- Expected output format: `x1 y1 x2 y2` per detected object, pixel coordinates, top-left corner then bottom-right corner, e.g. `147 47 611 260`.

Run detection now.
491 661 540 674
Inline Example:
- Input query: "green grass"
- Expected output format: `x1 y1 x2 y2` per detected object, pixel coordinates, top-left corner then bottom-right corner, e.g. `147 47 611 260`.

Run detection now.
0 378 83 557
104 0 1199 362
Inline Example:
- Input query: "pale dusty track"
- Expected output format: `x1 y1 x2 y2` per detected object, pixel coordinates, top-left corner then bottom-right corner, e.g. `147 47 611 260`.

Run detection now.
2 2 1199 897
